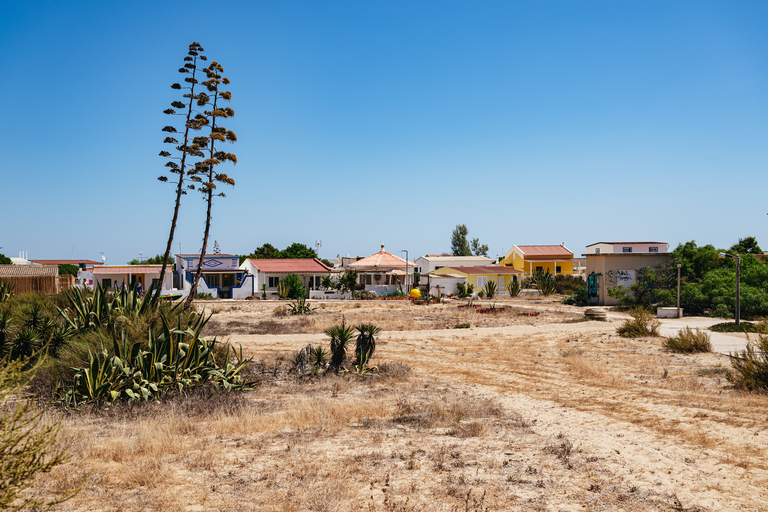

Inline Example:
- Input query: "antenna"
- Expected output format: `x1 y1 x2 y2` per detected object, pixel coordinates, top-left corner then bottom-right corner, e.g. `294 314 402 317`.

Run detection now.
100 252 107 263
315 240 322 255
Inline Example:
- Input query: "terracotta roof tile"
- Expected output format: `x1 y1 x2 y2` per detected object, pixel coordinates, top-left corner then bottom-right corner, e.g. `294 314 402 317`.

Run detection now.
176 254 237 258
516 245 573 257
348 251 414 268
246 258 331 273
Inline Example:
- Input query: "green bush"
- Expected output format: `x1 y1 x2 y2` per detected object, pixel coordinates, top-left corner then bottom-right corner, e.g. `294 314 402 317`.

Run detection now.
533 269 557 296
561 286 587 306
281 274 306 299
616 308 661 338
507 279 524 297
710 322 766 333
194 292 214 300
727 334 768 391
554 274 584 295
664 327 712 353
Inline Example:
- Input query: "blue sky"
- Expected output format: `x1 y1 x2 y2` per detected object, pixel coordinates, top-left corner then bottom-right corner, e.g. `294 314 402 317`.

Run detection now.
2 1 767 264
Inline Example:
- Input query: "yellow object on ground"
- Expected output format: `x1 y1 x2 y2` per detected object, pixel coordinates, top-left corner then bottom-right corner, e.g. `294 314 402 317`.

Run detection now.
409 289 421 299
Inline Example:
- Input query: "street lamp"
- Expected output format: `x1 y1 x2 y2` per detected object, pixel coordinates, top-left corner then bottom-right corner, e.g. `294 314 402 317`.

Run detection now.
718 252 741 326
401 250 409 295
676 263 682 319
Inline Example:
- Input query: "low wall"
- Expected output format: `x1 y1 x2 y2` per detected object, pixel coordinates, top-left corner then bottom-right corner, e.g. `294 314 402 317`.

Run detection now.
310 290 352 300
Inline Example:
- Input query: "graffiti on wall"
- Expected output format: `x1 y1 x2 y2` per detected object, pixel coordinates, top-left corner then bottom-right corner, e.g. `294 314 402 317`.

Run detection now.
605 269 636 290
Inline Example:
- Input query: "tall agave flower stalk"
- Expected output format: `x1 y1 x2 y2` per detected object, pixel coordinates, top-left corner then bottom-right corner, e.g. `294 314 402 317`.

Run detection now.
185 60 237 308
156 42 208 299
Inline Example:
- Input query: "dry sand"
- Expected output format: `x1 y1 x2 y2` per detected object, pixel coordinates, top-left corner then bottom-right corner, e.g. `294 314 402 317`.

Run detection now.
38 299 768 511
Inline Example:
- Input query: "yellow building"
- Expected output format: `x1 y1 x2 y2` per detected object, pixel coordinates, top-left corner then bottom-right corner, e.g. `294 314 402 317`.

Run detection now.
499 244 574 277
430 265 524 294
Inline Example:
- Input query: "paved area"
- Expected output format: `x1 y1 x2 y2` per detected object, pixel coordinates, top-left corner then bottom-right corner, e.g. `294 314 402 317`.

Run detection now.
657 316 750 355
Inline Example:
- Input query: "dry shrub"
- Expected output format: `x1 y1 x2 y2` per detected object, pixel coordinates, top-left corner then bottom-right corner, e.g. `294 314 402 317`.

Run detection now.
727 333 768 391
563 353 603 379
273 305 288 317
616 308 660 338
664 327 712 353
379 361 411 380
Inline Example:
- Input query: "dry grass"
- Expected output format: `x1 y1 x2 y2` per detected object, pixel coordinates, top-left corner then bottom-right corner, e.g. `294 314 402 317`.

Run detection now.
25 300 768 511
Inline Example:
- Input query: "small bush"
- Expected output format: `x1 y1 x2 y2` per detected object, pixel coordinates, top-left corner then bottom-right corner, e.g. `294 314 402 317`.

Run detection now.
554 274 584 295
710 321 765 333
561 286 587 306
272 305 288 317
727 334 768 391
454 323 471 329
664 327 712 353
194 292 214 300
483 280 497 299
616 308 661 337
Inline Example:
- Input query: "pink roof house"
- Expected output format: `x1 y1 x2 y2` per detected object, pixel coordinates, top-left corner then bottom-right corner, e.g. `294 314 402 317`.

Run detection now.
346 244 416 292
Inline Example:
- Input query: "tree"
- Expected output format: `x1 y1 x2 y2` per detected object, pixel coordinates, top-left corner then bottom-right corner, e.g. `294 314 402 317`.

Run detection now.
451 225 471 256
281 274 306 299
58 264 79 276
186 60 237 308
280 243 317 259
0 253 10 265
730 236 762 255
471 238 489 257
213 240 221 254
156 42 208 299
129 254 172 265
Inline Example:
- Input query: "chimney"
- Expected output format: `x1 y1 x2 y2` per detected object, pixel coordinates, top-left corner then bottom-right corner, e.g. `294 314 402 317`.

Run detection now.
381 243 385 252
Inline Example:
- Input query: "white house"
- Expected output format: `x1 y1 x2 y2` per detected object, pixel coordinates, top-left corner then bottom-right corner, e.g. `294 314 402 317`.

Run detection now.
585 242 669 255
174 254 248 299
414 254 494 275
239 258 333 298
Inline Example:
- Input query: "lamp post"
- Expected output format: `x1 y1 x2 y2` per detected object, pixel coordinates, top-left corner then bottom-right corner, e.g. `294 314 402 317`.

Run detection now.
676 263 682 318
718 252 741 326
401 250 409 296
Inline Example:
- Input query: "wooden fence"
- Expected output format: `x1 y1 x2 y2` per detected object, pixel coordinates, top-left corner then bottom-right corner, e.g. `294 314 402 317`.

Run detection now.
59 274 75 292
0 276 60 295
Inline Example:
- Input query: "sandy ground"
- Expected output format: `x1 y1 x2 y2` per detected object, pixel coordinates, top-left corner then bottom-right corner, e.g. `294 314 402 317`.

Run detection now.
39 299 768 511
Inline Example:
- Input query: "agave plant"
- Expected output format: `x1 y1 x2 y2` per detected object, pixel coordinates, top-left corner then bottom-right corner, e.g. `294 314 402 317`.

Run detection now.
354 323 381 366
311 346 328 366
0 282 13 302
325 320 355 370
534 270 557 296
63 310 253 406
483 280 497 299
276 280 291 300
507 279 524 297
289 297 314 315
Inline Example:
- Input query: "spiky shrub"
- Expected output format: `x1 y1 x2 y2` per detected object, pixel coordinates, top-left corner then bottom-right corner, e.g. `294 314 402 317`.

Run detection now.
325 320 355 370
616 308 661 338
1 358 79 510
728 334 768 391
533 269 557 296
354 323 381 366
289 297 314 315
311 346 328 366
157 42 209 299
63 311 252 406
507 279 523 297
276 280 291 300
185 59 238 308
0 282 13 302
664 327 712 353
456 282 468 298
483 280 497 299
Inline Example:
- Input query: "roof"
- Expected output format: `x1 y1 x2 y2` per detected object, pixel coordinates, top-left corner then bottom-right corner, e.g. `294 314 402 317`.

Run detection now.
246 258 331 274
519 258 573 263
348 250 414 269
585 242 667 247
515 245 573 257
0 265 58 276
444 266 524 275
583 252 671 258
31 259 103 266
93 265 163 274
176 254 237 258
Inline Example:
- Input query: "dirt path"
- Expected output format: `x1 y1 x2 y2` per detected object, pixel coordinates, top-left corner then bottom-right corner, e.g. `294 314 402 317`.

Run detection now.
231 319 768 511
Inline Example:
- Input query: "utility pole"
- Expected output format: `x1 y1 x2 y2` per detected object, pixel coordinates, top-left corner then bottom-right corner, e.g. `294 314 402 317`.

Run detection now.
676 263 682 318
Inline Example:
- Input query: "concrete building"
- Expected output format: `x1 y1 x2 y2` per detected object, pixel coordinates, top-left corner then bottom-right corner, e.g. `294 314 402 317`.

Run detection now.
585 242 669 255
585 248 671 306
414 254 494 275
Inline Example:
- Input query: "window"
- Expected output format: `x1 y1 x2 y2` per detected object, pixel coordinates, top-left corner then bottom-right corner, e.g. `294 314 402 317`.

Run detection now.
222 274 234 287
535 266 543 272
649 247 658 253
102 278 112 288
360 274 372 285
151 278 160 289
207 275 219 288
268 276 280 288
595 248 600 254
477 276 487 287
622 247 632 253
556 266 562 273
